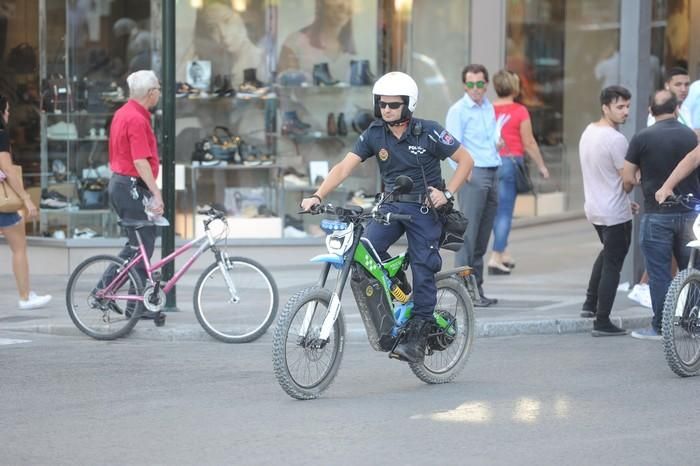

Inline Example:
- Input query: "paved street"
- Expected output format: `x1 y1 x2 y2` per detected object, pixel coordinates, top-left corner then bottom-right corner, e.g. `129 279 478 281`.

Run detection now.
0 330 695 465
2 218 692 465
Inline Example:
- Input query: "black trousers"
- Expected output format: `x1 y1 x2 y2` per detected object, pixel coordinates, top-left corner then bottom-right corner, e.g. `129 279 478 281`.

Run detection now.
584 220 632 323
107 175 156 283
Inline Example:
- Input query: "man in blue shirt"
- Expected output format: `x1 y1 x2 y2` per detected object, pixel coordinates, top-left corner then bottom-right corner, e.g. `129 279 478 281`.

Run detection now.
446 64 501 307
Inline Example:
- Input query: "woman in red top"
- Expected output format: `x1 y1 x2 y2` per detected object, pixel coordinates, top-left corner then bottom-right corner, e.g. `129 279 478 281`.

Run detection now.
489 71 549 274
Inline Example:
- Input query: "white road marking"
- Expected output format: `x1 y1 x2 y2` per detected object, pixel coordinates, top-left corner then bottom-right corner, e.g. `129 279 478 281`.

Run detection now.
0 338 31 346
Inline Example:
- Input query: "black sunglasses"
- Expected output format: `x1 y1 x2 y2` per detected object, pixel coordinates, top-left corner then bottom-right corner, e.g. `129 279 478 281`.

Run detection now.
378 101 403 109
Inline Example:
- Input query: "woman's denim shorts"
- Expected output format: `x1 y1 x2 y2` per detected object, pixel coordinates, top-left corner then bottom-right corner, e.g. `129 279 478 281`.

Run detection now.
0 212 22 228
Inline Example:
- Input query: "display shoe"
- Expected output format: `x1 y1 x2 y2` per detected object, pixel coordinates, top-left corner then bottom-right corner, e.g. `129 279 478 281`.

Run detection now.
214 76 236 97
337 112 348 136
281 111 311 136
487 261 511 275
312 62 339 86
327 112 337 136
239 68 268 96
350 59 376 86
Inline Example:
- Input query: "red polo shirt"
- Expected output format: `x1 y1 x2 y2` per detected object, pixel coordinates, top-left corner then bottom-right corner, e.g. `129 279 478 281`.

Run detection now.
109 99 159 178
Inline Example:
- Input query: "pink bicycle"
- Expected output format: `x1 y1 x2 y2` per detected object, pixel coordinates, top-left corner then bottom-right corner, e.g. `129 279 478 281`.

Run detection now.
65 208 278 342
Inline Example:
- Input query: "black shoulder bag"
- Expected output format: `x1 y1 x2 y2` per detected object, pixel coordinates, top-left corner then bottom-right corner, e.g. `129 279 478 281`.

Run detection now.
414 122 468 251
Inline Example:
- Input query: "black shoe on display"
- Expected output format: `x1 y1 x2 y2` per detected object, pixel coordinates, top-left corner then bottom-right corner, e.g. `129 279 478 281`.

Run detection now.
337 112 348 136
239 68 268 96
350 59 376 86
312 62 339 86
213 75 236 97
281 111 311 136
392 317 431 363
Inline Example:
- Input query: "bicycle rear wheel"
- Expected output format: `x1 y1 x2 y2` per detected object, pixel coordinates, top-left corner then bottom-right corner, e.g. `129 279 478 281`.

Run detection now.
66 255 144 340
193 256 278 343
662 268 700 377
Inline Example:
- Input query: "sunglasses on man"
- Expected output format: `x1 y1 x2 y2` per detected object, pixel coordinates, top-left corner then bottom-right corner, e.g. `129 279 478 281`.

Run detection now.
465 81 486 89
378 101 403 109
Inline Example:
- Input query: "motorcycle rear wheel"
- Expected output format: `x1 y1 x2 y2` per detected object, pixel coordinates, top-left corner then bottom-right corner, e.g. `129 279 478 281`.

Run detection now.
409 277 475 384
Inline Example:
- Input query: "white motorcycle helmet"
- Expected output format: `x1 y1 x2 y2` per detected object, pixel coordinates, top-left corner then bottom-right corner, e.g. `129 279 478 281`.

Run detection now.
372 71 418 120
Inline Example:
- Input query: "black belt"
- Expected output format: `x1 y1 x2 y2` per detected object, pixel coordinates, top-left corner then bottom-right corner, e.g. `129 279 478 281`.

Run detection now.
389 193 427 204
113 173 148 189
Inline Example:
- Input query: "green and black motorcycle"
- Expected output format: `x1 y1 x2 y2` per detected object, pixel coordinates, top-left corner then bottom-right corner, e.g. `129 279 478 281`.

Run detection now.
272 176 476 400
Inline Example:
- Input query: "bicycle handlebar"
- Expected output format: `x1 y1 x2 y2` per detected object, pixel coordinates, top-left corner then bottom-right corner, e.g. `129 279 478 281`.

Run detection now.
299 203 412 224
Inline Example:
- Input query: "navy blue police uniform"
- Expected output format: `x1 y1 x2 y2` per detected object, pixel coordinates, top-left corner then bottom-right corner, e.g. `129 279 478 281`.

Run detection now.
352 117 460 319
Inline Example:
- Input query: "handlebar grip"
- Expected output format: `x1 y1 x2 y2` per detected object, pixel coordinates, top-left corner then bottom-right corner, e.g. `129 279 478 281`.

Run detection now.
386 213 412 222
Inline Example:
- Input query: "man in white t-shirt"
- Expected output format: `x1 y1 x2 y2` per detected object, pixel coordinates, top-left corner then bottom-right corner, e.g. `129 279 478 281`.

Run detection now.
579 85 635 336
646 67 691 127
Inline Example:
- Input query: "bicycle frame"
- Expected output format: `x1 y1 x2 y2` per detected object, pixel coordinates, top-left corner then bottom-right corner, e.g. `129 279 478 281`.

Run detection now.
99 224 233 302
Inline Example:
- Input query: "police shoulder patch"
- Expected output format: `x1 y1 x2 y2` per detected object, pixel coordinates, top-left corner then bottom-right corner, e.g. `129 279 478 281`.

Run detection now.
438 129 455 145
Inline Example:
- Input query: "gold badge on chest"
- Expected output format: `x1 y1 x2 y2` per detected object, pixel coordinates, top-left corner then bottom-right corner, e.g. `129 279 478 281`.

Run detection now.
378 148 389 162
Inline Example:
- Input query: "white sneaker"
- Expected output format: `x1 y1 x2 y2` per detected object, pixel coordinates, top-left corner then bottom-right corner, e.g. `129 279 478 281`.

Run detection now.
18 291 52 310
628 283 652 308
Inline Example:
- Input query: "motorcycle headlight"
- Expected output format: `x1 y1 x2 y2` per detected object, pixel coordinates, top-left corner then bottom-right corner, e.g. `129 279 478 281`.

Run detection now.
325 223 354 255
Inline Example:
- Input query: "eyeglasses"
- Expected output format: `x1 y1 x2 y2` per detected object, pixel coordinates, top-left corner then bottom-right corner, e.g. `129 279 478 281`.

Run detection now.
465 81 486 89
378 101 403 109
150 87 161 92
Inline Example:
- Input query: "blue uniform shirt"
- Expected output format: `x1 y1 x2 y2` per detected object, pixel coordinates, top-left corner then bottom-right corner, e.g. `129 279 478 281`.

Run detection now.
445 93 501 168
352 117 460 195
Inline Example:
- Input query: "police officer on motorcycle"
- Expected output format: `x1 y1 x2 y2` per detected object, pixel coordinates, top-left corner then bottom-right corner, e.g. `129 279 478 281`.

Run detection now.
301 71 474 363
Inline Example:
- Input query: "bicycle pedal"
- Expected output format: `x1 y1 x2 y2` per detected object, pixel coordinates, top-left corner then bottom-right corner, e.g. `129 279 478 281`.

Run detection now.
154 313 166 327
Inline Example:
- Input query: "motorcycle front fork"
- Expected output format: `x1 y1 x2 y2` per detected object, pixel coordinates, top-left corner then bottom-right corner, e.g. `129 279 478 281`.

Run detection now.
299 263 346 341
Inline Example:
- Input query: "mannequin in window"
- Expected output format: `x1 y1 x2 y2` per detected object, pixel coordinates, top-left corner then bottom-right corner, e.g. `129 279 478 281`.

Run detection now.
113 17 152 73
277 0 356 83
192 0 264 85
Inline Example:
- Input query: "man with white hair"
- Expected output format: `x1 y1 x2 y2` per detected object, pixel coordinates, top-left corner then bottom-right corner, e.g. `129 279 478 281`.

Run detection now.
101 70 164 323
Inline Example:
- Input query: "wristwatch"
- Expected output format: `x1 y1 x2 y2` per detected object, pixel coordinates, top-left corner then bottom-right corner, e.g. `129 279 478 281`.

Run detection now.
443 190 454 202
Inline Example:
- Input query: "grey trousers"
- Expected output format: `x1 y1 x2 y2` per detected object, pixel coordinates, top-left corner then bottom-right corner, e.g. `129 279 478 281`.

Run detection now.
455 166 499 287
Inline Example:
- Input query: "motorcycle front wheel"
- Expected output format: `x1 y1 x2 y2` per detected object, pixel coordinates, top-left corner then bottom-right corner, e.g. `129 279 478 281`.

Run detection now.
272 287 346 400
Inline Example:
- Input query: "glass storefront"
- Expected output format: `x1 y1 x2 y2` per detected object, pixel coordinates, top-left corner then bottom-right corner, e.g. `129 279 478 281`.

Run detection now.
505 0 700 214
3 0 697 243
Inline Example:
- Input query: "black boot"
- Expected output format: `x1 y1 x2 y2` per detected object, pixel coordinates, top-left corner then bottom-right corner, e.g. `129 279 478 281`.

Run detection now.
313 63 339 86
337 112 347 136
393 317 431 363
239 68 267 95
281 111 311 136
474 286 498 307
350 59 375 86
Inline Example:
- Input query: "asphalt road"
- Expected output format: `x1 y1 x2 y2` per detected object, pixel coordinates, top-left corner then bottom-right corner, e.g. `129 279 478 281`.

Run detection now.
1 330 696 465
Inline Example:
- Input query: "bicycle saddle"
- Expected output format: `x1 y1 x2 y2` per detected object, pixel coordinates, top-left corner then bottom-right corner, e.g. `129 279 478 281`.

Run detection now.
118 219 155 229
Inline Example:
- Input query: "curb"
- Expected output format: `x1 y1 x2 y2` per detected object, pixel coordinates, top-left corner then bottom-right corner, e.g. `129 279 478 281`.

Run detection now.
8 315 652 341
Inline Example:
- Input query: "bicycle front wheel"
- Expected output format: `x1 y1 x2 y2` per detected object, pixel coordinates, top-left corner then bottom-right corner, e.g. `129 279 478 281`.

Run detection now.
193 256 278 343
66 255 144 340
662 268 700 377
